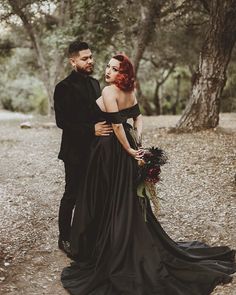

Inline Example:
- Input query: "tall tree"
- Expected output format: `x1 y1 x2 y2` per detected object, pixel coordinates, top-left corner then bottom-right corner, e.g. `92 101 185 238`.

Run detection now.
133 0 164 73
132 0 191 114
152 62 175 114
177 0 236 130
1 0 71 114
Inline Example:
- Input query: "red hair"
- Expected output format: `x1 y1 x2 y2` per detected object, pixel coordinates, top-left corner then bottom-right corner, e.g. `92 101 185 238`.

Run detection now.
112 54 135 92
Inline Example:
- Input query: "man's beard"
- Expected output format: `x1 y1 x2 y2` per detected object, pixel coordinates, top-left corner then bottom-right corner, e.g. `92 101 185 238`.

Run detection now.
75 64 94 75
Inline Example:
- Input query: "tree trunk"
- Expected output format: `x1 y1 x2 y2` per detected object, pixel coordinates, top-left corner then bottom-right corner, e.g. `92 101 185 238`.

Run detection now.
133 0 163 73
154 82 162 115
7 0 70 115
177 0 236 130
172 74 181 115
132 0 164 114
153 65 175 115
135 80 153 115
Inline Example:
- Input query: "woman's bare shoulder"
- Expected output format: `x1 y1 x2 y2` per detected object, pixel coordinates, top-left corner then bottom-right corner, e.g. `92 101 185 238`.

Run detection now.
102 85 119 101
102 85 120 94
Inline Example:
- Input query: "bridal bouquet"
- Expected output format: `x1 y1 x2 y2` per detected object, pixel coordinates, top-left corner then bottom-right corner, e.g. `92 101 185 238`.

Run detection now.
138 147 167 184
137 147 168 219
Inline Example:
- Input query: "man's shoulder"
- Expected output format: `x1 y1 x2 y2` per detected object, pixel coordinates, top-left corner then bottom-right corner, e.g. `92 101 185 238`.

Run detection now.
89 76 100 83
56 74 72 88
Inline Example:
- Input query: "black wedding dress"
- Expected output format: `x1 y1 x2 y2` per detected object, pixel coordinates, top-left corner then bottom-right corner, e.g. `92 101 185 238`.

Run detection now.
61 103 236 295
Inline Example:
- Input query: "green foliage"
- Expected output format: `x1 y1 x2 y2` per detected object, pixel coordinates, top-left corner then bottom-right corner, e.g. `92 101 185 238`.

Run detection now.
162 67 191 114
0 76 48 114
0 48 47 114
0 0 235 114
222 59 236 112
0 38 14 58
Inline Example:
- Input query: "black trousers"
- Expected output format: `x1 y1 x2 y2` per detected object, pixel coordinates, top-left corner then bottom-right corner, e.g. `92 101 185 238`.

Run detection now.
59 162 83 241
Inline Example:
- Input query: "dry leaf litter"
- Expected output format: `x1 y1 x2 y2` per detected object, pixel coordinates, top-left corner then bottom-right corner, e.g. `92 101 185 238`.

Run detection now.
0 112 235 295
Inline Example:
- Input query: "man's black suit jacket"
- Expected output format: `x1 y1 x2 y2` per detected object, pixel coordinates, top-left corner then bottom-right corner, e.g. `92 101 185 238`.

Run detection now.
54 70 101 165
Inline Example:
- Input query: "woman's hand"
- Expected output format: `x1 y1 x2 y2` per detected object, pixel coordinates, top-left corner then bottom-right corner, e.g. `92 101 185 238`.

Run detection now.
127 148 144 160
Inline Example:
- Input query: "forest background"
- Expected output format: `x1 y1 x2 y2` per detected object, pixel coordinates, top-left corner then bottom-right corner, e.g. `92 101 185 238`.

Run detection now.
0 0 236 131
0 2 236 293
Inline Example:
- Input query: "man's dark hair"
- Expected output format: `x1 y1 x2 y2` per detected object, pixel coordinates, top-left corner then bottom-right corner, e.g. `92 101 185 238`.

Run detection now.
68 41 90 57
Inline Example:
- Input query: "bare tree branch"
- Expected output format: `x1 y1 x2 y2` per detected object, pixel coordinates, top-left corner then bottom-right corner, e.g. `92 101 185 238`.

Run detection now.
160 0 189 18
156 63 175 86
133 0 165 74
5 0 71 113
199 0 210 13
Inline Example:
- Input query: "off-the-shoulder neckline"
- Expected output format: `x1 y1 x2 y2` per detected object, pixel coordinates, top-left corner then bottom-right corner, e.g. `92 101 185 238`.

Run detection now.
96 102 138 114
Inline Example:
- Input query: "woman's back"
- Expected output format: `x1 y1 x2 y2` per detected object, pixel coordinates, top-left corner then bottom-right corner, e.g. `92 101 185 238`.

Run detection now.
96 85 137 112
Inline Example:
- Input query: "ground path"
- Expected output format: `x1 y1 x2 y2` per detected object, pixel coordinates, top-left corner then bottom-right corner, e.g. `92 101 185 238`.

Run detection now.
0 111 235 294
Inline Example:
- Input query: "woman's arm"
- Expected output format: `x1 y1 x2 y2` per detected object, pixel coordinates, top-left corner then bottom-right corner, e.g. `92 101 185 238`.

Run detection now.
102 87 143 159
133 114 143 147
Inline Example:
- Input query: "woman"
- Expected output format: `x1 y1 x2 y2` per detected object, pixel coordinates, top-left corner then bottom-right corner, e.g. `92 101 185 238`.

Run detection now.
61 54 236 295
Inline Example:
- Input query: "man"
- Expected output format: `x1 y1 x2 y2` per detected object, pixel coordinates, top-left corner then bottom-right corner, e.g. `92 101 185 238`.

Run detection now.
54 41 112 257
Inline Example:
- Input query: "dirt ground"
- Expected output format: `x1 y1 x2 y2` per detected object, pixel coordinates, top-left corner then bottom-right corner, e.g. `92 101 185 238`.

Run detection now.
0 111 235 295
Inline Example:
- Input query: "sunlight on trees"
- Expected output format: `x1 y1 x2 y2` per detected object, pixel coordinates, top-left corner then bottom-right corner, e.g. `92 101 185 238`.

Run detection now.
0 0 235 130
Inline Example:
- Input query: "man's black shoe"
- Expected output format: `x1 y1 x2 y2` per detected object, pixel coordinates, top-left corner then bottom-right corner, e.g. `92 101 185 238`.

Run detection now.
58 238 73 258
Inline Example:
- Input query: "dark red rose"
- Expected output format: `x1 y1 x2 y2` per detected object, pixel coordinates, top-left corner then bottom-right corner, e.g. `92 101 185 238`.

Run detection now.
145 166 161 183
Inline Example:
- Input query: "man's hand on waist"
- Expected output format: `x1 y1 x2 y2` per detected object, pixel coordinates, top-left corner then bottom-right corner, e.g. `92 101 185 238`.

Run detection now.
95 121 113 136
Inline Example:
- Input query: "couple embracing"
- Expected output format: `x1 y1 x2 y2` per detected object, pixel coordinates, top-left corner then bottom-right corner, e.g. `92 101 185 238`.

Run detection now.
54 41 235 295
